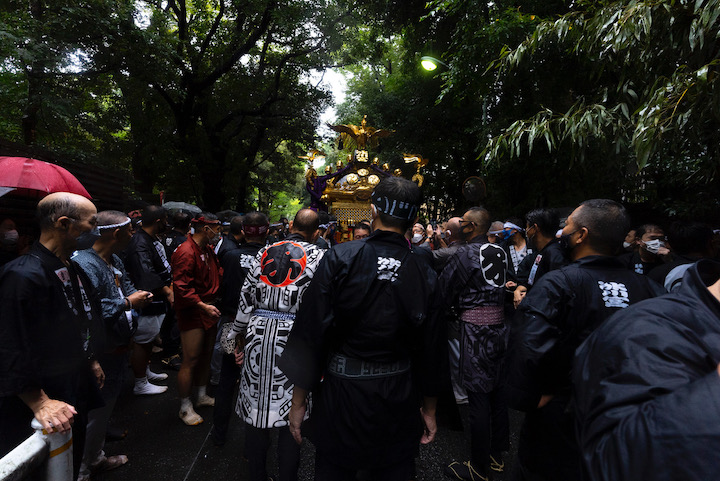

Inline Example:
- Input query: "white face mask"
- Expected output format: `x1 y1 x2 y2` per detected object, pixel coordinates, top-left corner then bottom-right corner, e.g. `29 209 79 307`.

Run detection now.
1 229 18 246
411 233 424 244
622 241 632 249
643 239 665 254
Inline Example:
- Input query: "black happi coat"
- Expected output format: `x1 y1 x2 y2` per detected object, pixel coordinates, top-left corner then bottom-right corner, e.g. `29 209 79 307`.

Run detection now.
0 243 102 456
574 259 720 481
517 238 569 289
124 229 172 292
508 255 663 480
280 230 445 468
439 235 508 393
218 241 264 316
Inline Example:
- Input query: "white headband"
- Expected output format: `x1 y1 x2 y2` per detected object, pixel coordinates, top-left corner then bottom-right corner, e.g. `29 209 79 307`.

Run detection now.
98 217 131 231
503 222 524 232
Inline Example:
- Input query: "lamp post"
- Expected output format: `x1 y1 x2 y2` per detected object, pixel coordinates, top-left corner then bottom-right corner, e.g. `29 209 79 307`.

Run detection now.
420 56 449 71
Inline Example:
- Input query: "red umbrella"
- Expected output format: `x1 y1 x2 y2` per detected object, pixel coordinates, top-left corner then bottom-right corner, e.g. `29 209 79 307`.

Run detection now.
0 156 92 199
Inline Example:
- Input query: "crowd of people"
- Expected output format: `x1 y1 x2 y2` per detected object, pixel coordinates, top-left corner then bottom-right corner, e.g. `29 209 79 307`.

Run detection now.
1 178 719 481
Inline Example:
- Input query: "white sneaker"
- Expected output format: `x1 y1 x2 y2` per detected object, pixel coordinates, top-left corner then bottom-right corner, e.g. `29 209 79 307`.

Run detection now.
196 394 215 407
146 367 168 381
179 407 204 425
133 380 168 396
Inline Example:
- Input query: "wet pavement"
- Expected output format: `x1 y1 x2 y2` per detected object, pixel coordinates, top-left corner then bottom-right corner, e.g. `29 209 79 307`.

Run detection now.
97 355 522 481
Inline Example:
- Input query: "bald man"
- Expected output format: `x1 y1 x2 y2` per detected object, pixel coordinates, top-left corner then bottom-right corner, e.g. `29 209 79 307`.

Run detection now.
228 208 325 481
432 216 465 271
0 192 104 479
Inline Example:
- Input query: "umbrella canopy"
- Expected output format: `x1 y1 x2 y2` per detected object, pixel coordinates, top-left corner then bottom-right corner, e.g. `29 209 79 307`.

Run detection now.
162 201 202 214
216 209 242 223
0 156 92 199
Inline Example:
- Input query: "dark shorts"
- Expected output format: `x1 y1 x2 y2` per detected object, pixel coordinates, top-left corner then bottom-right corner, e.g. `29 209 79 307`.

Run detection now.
176 305 218 332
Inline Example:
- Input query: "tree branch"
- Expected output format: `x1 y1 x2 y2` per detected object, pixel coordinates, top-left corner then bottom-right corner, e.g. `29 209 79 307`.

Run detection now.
192 0 276 93
197 0 225 60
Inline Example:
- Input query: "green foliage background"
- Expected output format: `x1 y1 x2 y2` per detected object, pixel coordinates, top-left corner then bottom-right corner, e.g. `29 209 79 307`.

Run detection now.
2 0 720 221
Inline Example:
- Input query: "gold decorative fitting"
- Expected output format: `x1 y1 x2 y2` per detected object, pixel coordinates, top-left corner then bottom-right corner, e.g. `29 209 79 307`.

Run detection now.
357 168 369 177
368 175 380 185
327 115 395 151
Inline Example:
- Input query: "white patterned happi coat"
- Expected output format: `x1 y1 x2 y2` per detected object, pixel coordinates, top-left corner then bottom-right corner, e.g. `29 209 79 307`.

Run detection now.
230 236 325 428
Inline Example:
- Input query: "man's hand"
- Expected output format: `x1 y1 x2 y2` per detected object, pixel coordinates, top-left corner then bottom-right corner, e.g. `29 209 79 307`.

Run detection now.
538 394 554 409
91 360 105 389
163 286 174 307
514 286 528 308
128 290 153 310
19 391 77 434
289 388 309 445
234 345 244 366
200 302 221 319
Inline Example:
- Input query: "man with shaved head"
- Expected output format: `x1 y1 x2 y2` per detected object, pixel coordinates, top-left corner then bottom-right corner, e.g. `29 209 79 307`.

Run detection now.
433 216 465 271
227 207 324 481
440 206 511 480
0 192 104 479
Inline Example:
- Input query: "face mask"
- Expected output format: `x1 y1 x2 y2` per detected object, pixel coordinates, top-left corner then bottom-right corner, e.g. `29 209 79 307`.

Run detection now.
76 226 101 250
411 233 424 243
500 229 513 240
526 228 536 250
208 228 221 245
558 230 577 255
643 239 665 254
1 229 18 246
622 241 632 249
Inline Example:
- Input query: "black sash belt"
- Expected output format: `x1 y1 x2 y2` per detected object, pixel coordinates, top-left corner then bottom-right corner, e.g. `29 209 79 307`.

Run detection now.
327 353 411 379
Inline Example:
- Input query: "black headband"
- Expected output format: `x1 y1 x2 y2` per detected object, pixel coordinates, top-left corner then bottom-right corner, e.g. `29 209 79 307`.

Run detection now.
371 191 419 221
244 224 269 236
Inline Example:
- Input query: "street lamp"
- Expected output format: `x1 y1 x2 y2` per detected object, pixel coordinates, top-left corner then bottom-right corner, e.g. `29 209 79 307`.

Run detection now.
420 56 449 71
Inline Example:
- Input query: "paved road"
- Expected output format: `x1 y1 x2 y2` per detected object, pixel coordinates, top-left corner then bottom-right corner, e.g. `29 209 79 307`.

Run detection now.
98 355 522 481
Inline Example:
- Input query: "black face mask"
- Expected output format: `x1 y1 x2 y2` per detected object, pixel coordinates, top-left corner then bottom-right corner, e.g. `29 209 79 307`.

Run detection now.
76 227 101 250
459 222 473 240
526 227 537 251
558 229 578 255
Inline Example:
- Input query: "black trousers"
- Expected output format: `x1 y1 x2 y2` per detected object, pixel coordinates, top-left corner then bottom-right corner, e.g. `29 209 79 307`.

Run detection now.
314 451 415 481
245 424 300 481
468 387 510 474
211 352 239 444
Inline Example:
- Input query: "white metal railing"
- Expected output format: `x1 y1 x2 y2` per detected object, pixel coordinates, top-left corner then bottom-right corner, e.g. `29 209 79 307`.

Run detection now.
0 420 73 481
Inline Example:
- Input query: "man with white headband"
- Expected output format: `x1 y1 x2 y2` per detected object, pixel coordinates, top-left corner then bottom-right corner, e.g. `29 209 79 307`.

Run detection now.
73 210 154 480
281 177 444 480
501 219 531 274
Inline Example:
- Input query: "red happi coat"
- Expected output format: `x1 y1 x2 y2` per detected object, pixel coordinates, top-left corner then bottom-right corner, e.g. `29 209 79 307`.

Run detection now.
171 236 222 328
